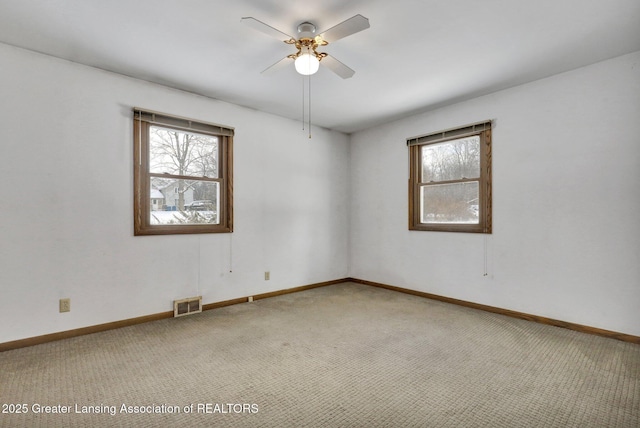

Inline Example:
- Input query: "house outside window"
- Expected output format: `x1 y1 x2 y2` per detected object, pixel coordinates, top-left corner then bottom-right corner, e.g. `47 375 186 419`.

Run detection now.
156 181 194 211
408 121 491 233
134 109 233 235
150 188 165 211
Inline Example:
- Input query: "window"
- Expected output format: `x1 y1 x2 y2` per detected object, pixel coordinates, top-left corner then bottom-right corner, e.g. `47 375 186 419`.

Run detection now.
133 109 233 235
408 121 491 233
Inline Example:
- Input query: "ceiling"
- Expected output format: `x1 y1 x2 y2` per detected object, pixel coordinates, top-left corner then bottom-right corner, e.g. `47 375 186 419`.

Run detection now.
1 0 639 134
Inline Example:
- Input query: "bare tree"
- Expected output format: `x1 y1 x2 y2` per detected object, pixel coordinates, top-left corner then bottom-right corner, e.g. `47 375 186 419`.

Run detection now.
149 127 218 209
421 136 480 222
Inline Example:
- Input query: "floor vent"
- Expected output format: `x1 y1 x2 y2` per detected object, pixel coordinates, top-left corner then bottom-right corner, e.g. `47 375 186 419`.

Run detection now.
173 296 202 317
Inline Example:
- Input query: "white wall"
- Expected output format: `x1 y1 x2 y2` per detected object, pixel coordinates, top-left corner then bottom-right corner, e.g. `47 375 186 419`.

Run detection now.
0 43 350 343
2 42 638 345
350 51 640 336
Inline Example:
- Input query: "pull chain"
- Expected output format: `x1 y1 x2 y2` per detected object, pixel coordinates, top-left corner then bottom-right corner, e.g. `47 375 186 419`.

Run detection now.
483 234 488 277
308 73 312 139
300 70 312 139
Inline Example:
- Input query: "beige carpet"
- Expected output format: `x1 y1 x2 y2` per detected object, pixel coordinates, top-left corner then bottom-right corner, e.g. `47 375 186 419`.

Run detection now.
1 282 638 427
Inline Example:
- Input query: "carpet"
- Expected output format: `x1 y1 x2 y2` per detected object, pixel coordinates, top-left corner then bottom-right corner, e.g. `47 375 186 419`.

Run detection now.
1 282 638 427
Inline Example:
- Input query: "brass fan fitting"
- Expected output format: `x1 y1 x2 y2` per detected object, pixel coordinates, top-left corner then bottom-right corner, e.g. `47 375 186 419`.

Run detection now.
285 36 328 61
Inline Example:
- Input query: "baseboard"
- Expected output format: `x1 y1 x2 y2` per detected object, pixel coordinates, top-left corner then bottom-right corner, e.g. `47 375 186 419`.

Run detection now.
347 277 640 345
0 311 173 352
0 278 349 352
251 278 347 301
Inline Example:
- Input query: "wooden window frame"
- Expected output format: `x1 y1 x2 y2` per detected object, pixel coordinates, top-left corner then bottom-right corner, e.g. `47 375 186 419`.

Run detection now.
133 109 233 236
408 122 492 233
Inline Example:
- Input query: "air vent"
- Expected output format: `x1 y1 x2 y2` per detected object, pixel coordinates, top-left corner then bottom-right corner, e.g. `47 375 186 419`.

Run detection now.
173 296 202 317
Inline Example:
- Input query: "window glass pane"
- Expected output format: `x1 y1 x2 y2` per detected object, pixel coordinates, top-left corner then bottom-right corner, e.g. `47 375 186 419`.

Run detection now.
421 136 480 182
149 126 219 178
420 181 479 224
149 179 219 225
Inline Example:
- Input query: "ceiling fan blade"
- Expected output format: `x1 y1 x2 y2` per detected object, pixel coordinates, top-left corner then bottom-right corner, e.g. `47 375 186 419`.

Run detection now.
261 56 293 75
318 14 370 43
321 55 355 79
241 17 294 42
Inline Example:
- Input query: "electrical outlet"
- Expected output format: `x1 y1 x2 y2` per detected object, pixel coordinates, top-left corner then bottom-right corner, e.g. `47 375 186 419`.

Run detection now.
264 271 270 280
59 298 71 313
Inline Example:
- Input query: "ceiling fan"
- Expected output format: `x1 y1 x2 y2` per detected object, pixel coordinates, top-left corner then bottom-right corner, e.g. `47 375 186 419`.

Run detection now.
241 14 370 79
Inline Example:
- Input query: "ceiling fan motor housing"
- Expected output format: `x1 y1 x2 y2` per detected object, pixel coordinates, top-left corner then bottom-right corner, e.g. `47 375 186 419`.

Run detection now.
297 22 317 38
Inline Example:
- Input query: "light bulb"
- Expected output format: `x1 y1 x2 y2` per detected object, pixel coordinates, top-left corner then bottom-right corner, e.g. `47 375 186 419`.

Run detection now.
294 52 320 75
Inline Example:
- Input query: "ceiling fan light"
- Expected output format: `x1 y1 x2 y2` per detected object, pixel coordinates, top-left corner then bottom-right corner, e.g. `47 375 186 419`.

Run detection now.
294 53 320 75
